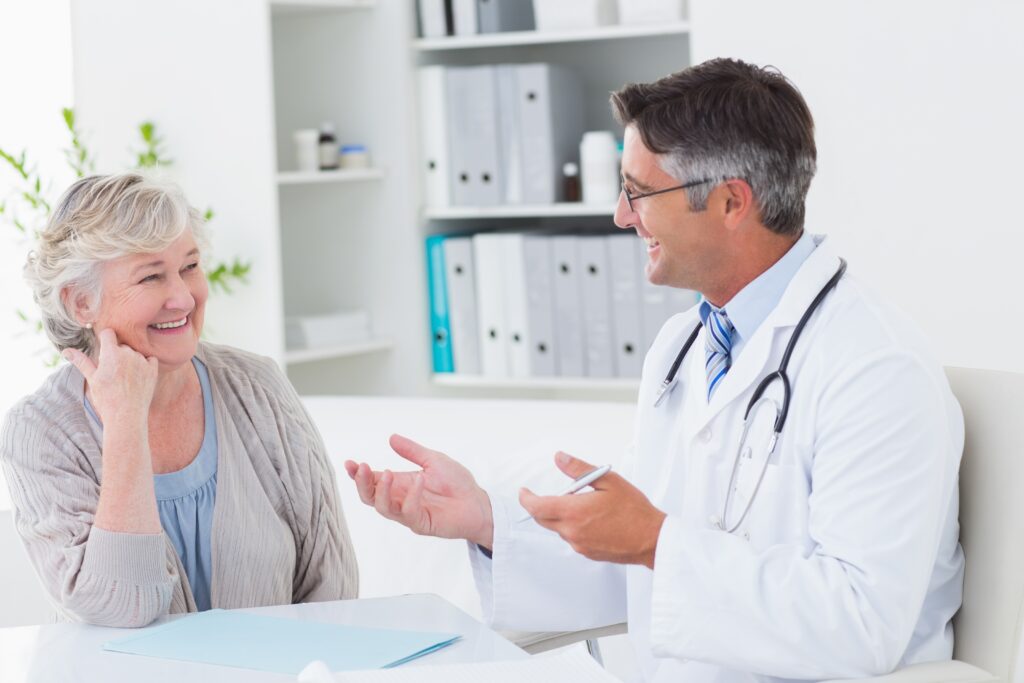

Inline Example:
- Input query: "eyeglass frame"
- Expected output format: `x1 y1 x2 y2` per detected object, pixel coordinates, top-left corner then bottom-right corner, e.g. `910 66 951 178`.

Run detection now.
621 177 715 213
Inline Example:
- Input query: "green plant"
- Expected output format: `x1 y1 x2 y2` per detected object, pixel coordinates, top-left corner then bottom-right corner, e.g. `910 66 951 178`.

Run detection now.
0 109 251 363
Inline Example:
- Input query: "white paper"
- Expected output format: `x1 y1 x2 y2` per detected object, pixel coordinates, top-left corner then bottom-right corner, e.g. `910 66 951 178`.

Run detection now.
330 647 621 682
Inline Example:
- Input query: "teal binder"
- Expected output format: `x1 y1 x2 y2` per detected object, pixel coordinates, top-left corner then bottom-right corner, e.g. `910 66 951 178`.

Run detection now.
426 234 454 373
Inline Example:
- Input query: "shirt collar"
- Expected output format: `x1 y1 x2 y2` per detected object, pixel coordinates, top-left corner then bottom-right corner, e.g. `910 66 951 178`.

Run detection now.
699 230 818 347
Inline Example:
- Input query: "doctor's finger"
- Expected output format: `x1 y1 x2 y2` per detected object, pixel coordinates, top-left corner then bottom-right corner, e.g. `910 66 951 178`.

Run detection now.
553 451 598 481
374 470 402 519
389 434 444 469
519 488 565 522
353 463 379 505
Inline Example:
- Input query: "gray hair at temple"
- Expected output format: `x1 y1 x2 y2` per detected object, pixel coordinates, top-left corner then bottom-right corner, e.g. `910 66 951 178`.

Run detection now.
611 58 817 237
24 172 209 355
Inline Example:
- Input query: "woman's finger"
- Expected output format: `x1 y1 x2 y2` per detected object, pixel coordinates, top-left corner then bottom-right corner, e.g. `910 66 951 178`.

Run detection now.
61 347 97 380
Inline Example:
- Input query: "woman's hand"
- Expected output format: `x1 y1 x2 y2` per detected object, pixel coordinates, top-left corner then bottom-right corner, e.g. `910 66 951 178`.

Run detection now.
63 328 159 426
345 435 495 549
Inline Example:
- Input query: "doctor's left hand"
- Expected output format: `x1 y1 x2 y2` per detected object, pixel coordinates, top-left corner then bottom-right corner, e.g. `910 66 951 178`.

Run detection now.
520 453 667 569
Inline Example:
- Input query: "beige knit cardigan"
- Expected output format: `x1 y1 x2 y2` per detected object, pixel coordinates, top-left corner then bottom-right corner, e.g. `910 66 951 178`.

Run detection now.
0 342 358 627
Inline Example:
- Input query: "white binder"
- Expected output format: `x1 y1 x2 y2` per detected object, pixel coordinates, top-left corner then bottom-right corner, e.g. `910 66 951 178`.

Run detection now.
607 233 644 377
472 233 509 377
550 235 586 377
495 65 523 205
667 286 700 316
578 236 615 378
637 237 670 351
417 0 449 38
418 66 451 209
521 235 557 376
446 66 503 206
515 63 584 204
501 233 532 377
443 237 482 375
452 0 478 35
477 0 536 33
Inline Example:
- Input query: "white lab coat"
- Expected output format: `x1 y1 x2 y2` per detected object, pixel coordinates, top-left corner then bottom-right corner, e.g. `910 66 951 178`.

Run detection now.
469 235 964 682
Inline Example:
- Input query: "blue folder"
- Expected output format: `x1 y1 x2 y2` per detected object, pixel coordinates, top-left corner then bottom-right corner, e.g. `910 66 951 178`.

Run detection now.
426 234 454 373
103 609 460 675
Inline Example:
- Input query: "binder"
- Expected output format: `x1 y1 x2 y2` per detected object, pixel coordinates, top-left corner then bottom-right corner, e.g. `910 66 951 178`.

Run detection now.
477 0 536 33
452 0 478 35
425 235 454 373
607 234 644 377
446 66 503 206
495 65 523 205
667 286 700 316
578 236 615 378
418 66 452 209
521 235 558 376
501 234 532 377
472 232 509 377
515 63 584 204
550 235 586 377
417 0 449 38
443 237 481 375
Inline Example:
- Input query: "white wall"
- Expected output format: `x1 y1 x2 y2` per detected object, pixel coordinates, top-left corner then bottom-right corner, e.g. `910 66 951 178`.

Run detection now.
0 1 76 513
690 0 1024 373
70 0 284 361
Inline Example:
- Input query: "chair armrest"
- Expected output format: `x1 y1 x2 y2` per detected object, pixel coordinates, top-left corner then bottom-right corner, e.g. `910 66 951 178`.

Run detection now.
821 660 996 683
500 622 628 655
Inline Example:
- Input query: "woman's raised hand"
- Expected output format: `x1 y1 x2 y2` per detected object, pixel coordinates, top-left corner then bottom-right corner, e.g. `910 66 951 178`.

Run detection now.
63 328 159 425
345 434 495 549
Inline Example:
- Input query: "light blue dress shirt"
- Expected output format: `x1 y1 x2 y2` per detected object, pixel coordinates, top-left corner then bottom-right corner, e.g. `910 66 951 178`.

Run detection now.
84 357 218 611
699 230 817 361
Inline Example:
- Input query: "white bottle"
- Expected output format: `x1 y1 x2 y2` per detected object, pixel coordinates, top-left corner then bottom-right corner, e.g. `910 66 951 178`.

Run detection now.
580 131 620 204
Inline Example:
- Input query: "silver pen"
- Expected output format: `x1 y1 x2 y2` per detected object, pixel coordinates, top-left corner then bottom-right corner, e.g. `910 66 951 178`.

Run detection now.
517 464 613 523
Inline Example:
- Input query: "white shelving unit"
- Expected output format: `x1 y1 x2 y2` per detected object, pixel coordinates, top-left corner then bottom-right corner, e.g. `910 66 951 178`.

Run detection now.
416 16 691 400
271 0 376 15
424 203 615 220
433 375 639 392
284 338 393 365
414 22 689 51
276 167 385 186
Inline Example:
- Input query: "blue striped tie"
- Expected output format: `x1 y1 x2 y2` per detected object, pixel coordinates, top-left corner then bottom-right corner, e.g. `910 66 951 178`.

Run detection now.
704 307 735 400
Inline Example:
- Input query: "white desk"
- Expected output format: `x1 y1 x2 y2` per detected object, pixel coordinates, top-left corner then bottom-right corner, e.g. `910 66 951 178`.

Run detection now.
0 594 527 683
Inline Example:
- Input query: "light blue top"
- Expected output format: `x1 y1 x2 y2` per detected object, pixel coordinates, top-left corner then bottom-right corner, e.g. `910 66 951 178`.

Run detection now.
84 357 218 612
699 230 817 360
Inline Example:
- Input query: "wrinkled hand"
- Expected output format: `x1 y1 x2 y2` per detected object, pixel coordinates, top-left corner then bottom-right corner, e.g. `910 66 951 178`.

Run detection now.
520 452 666 569
344 435 495 548
62 328 159 425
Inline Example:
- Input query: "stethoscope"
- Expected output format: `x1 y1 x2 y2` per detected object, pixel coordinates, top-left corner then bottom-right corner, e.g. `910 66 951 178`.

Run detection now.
653 259 848 534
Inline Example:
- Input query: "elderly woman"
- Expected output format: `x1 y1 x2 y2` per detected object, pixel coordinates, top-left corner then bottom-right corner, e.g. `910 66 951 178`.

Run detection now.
0 173 358 627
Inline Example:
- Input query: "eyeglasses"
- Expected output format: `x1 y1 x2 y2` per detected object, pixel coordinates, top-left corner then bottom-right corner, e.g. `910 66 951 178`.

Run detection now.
621 177 714 213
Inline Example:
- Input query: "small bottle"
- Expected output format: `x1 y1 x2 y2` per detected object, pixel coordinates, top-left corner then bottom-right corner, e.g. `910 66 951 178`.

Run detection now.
580 131 620 204
318 122 338 170
562 162 581 202
339 144 371 169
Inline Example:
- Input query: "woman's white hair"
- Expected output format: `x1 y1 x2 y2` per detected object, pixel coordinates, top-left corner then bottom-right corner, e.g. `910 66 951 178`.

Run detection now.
24 172 209 355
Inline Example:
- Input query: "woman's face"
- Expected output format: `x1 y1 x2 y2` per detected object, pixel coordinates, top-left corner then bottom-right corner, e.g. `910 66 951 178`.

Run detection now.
88 230 208 368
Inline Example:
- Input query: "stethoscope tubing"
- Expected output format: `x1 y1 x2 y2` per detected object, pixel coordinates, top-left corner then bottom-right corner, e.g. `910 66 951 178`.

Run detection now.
657 258 848 533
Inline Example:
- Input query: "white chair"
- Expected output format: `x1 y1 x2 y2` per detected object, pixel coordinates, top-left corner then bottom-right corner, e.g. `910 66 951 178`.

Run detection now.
519 367 1024 682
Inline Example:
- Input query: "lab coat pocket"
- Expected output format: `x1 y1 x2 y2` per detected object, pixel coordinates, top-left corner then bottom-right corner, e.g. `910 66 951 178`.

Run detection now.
733 461 803 548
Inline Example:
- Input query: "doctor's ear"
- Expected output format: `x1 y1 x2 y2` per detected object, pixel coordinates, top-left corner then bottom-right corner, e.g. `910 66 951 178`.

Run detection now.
718 178 756 231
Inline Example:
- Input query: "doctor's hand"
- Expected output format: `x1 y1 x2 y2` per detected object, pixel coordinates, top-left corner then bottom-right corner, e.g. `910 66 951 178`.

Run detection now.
344 434 495 549
520 452 666 570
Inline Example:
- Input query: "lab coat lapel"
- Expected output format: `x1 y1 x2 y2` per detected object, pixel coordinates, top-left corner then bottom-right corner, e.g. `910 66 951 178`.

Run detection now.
694 236 843 433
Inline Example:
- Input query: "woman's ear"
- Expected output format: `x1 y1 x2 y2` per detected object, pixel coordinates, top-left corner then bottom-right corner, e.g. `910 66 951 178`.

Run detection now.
61 286 96 327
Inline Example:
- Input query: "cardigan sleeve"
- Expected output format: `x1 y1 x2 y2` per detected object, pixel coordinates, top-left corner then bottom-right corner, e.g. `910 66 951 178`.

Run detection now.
0 396 177 627
249 356 359 603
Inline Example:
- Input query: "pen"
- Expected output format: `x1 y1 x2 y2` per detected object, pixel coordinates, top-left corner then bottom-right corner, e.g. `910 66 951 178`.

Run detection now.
517 464 613 522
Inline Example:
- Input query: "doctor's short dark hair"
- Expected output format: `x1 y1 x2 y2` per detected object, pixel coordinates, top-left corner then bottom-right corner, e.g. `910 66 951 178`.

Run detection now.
611 57 817 237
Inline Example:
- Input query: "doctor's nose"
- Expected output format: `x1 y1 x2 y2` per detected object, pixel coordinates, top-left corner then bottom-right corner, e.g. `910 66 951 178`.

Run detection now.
613 188 639 231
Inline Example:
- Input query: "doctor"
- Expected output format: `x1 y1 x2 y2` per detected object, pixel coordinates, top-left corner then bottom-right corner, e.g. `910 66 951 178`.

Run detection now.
346 58 964 682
